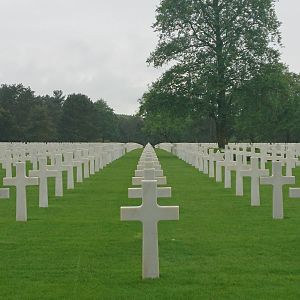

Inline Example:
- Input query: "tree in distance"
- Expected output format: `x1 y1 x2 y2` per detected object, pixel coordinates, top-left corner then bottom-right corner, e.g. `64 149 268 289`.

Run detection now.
146 0 281 147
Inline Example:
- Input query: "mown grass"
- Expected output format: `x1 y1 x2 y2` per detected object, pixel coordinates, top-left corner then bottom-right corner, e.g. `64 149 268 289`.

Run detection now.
0 149 299 300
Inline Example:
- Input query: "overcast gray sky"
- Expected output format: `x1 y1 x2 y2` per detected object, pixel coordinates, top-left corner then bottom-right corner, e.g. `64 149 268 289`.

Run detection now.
0 0 298 115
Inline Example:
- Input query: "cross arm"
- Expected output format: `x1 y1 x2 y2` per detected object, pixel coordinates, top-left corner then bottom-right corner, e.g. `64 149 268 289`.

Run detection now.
120 206 142 221
3 177 16 186
157 187 171 198
132 177 167 186
226 164 236 171
260 176 274 185
128 188 142 199
289 188 300 198
282 176 295 185
216 161 225 167
25 177 39 186
157 206 179 221
46 170 59 177
135 169 163 177
0 188 10 199
240 169 252 177
29 170 39 177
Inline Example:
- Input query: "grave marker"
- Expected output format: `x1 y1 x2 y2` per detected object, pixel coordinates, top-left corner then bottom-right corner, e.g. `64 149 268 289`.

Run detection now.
3 162 38 221
0 188 9 199
240 157 269 206
227 154 250 195
260 161 295 219
121 180 179 279
29 158 58 208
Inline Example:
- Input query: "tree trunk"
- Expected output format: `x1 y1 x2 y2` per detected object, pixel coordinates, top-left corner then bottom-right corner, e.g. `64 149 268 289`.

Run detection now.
215 92 228 149
214 0 229 149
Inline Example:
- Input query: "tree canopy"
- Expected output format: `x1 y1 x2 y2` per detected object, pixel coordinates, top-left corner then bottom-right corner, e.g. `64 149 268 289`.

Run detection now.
143 0 282 147
0 84 146 144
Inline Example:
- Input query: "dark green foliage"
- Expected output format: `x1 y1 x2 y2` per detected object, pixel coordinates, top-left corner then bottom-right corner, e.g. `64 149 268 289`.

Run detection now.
117 114 146 144
59 94 98 142
233 64 300 142
26 103 57 142
139 82 216 143
94 99 119 142
0 84 144 143
144 0 282 146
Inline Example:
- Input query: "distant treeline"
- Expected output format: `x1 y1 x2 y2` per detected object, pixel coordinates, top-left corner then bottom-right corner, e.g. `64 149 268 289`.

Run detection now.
0 84 145 144
139 63 300 144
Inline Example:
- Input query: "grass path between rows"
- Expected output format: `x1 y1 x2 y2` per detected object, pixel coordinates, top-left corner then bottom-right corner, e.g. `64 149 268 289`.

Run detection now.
0 149 299 299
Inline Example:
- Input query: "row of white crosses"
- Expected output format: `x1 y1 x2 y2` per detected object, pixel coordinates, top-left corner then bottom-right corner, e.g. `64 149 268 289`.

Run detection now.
228 143 300 218
0 142 131 221
166 142 300 219
121 143 179 279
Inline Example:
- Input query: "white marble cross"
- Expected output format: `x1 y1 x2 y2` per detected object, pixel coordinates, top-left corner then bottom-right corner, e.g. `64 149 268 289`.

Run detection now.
137 163 161 171
282 150 297 176
202 150 209 174
74 150 84 182
227 154 250 196
3 162 38 221
3 150 13 177
240 157 269 206
197 151 204 172
132 168 167 185
88 152 95 175
135 169 163 177
82 149 90 178
29 158 58 208
27 152 38 170
260 161 295 219
216 151 233 186
208 149 215 178
259 147 269 170
214 151 224 182
62 153 75 189
268 150 282 162
121 180 179 279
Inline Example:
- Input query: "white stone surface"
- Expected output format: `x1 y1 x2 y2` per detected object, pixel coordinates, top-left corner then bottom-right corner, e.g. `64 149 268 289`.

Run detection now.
227 154 250 196
0 188 9 199
62 153 74 189
132 168 167 186
29 158 58 208
220 152 234 188
208 149 215 178
240 157 269 206
121 180 179 279
289 188 300 198
260 161 295 219
3 162 38 221
48 154 64 197
135 169 163 177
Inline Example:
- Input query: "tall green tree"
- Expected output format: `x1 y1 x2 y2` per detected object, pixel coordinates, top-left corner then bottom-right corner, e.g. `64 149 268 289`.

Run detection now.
94 99 119 141
26 103 56 142
117 115 145 144
147 0 281 147
233 64 300 142
59 94 98 142
0 84 36 141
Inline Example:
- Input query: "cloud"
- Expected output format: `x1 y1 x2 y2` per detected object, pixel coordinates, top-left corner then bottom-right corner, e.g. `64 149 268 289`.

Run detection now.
0 0 163 114
0 0 298 114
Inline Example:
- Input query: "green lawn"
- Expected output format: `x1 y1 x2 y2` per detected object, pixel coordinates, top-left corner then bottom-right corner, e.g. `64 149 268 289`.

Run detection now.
0 149 299 300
